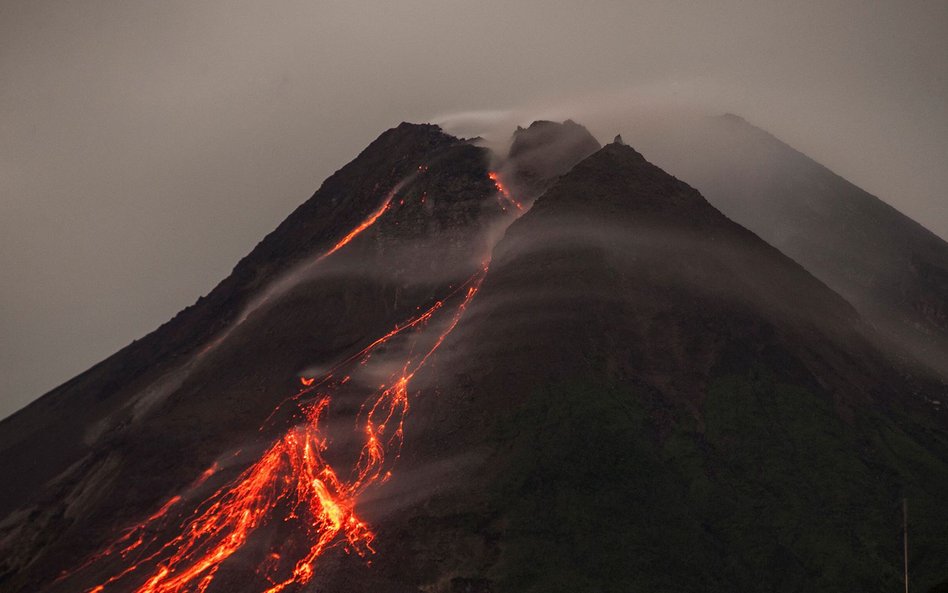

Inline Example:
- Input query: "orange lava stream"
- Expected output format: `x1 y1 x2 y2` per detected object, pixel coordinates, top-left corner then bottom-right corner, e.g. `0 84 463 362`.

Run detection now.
488 171 523 211
80 271 485 593
68 171 514 593
315 193 395 263
55 465 219 592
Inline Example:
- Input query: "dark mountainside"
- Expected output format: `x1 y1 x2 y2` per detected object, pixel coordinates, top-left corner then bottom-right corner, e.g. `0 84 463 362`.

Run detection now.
319 140 948 593
628 113 948 382
1 121 947 593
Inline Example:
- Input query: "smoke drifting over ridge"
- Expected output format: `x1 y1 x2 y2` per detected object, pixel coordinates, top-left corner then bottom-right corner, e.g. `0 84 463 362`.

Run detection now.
2 0 947 419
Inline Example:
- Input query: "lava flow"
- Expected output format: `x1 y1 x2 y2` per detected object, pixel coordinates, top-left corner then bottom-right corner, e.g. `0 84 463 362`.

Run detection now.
315 192 394 263
59 171 517 593
489 171 524 211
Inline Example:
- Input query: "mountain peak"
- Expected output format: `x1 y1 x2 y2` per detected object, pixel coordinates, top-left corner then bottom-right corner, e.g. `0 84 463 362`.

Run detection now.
359 121 455 158
718 112 749 124
502 119 601 199
508 119 599 159
527 138 718 222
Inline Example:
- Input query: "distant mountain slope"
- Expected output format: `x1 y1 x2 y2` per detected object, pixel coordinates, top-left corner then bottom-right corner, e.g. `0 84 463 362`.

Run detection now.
629 114 948 379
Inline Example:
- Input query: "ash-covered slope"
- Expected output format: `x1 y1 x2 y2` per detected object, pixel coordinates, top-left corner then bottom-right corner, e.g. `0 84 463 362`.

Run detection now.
630 114 948 380
321 142 948 593
0 122 510 591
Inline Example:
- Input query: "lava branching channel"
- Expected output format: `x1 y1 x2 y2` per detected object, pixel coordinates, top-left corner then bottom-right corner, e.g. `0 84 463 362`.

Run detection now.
55 171 518 593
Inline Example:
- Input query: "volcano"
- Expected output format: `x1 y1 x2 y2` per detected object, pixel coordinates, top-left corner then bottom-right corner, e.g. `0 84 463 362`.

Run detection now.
1 120 947 593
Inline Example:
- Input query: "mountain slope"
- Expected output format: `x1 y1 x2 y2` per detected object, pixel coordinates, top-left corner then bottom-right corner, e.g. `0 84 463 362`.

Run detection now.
0 123 455 513
0 122 510 591
628 113 948 380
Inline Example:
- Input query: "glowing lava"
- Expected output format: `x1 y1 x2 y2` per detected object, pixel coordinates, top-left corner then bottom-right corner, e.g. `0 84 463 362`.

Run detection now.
76 273 485 593
489 171 523 211
64 170 518 593
316 195 394 263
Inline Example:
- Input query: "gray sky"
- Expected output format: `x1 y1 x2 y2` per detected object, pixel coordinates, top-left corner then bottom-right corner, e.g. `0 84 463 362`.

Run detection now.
2 0 947 419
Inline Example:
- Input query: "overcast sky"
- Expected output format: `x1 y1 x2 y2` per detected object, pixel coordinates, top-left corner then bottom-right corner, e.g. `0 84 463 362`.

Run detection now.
2 0 947 419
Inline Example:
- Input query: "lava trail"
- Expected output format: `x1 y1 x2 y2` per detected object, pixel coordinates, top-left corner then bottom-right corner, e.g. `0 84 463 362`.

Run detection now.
59 171 518 593
193 174 416 362
314 188 395 263
489 171 524 212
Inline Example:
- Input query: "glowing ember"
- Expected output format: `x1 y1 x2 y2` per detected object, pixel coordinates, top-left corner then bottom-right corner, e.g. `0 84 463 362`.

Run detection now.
63 168 521 593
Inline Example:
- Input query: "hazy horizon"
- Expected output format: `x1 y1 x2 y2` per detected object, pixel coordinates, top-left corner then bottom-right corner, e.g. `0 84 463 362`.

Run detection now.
2 0 947 419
